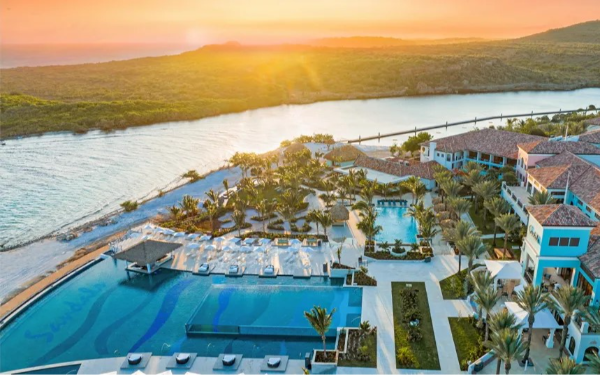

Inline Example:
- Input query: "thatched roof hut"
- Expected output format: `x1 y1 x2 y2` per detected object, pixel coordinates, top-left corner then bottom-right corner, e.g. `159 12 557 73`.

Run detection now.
114 240 181 266
284 143 309 156
434 203 446 213
330 203 350 222
432 197 443 205
324 145 366 162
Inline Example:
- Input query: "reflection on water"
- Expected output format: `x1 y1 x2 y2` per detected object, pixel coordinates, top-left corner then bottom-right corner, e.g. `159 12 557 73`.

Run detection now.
1 88 598 247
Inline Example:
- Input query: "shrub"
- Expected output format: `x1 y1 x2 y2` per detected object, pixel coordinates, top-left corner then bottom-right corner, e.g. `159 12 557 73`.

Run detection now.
120 200 138 212
406 326 423 342
182 170 202 182
403 308 421 322
396 347 415 367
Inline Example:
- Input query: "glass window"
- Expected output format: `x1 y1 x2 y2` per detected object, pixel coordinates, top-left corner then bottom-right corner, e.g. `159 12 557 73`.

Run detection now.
570 238 580 247
549 237 559 246
559 238 569 246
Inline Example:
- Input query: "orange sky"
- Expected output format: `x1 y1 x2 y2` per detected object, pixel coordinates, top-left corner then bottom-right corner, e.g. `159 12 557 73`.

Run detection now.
1 0 598 45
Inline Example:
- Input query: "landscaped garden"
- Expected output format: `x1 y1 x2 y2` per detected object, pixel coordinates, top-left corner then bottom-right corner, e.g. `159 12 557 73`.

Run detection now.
448 317 486 371
338 323 378 368
391 282 440 370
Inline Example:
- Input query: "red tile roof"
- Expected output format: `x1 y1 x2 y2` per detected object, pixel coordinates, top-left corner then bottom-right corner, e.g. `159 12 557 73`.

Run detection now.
526 204 597 227
578 129 600 144
518 140 600 155
421 128 546 159
354 155 441 180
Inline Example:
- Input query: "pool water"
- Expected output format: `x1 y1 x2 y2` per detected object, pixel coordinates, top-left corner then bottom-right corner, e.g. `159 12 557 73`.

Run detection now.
0 259 362 372
374 207 418 244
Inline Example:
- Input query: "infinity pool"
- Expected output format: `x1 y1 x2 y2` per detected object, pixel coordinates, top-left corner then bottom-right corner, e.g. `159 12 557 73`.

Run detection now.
0 259 362 372
374 206 418 244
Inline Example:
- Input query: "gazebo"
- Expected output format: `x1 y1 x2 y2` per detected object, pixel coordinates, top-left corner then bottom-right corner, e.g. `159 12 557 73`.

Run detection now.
114 239 181 274
483 260 523 292
330 203 350 227
505 301 562 348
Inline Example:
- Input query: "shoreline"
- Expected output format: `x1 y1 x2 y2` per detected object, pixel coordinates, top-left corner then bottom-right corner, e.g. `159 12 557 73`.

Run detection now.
2 85 598 141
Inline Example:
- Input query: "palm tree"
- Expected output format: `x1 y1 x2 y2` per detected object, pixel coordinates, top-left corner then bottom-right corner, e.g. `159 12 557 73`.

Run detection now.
169 205 182 221
232 209 246 237
546 358 585 374
528 190 557 205
442 221 479 273
486 329 526 375
551 285 590 358
357 214 382 250
457 235 487 294
403 176 426 205
472 181 498 222
441 179 463 206
488 308 521 333
304 306 336 354
204 201 218 234
180 195 200 217
359 180 378 205
380 182 393 200
462 169 485 201
448 196 472 221
485 197 510 246
222 179 229 200
514 285 549 364
469 270 495 326
586 351 600 374
307 209 321 235
205 189 220 207
318 211 333 236
495 213 521 259
473 286 501 341
256 200 268 232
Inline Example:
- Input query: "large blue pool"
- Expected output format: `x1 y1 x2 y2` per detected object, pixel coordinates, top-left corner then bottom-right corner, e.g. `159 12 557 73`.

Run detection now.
374 206 418 244
0 259 362 372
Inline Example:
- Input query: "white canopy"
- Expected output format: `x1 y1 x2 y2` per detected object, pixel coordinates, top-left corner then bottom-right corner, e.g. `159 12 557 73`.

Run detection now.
174 232 186 237
199 235 212 241
187 243 200 249
187 233 200 240
205 244 217 251
163 229 175 235
214 236 226 242
505 302 562 330
484 260 522 280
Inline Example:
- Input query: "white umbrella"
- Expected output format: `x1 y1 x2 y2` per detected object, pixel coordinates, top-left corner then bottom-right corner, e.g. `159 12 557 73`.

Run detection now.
214 236 226 243
200 235 212 241
259 238 272 245
301 247 314 252
254 246 266 252
290 239 302 245
163 229 175 235
243 238 255 245
229 238 241 244
187 243 200 249
240 246 252 253
223 245 235 252
187 233 199 240
205 244 217 251
141 234 151 240
143 224 153 230
174 232 186 237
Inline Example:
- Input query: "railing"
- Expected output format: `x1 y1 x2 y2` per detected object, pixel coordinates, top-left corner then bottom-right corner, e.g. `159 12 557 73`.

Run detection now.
345 108 596 143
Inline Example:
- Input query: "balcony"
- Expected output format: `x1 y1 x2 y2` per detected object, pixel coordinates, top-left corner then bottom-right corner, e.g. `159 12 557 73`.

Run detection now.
501 183 532 223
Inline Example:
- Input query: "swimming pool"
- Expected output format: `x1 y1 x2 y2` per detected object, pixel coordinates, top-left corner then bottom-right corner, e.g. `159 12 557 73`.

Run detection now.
374 206 418 244
0 259 362 372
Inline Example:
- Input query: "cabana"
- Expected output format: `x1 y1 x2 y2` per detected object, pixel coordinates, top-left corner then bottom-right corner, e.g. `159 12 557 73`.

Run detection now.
483 260 523 292
505 302 562 348
114 240 181 274
331 203 349 227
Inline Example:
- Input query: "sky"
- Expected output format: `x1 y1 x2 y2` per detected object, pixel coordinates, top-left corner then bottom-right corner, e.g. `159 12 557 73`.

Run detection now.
1 0 599 45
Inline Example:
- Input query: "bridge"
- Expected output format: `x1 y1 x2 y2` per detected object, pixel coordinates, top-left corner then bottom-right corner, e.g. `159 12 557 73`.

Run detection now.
345 108 596 144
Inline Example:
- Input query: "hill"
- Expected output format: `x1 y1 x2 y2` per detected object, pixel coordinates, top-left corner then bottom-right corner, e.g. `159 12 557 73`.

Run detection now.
308 36 485 48
520 20 600 43
1 21 599 138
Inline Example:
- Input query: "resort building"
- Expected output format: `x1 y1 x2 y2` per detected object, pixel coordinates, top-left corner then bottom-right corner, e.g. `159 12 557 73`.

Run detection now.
419 128 546 171
337 155 440 188
520 204 600 362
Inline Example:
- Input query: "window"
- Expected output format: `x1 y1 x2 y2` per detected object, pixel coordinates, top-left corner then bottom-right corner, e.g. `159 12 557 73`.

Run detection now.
559 238 569 246
549 237 559 246
446 154 451 162
570 238 580 247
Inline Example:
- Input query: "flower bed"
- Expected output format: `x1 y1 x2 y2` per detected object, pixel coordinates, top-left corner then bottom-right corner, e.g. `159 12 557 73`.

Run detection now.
250 213 277 221
338 328 377 368
241 231 328 241
353 271 377 286
365 250 426 261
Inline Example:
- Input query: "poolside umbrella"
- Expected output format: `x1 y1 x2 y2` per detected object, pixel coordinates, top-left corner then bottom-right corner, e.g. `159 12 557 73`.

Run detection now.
240 246 252 253
223 245 235 252
187 243 200 249
200 234 211 241
290 239 302 245
254 246 266 252
143 224 154 231
163 229 175 236
174 232 186 237
205 244 217 251
243 238 255 245
260 238 272 245
153 227 165 234
214 236 226 243
141 234 152 241
229 237 241 244
187 233 199 240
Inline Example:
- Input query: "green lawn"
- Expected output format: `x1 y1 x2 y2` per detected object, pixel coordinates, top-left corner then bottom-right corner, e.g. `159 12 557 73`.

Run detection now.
448 318 486 371
468 206 494 234
439 268 469 300
338 333 377 368
391 282 440 370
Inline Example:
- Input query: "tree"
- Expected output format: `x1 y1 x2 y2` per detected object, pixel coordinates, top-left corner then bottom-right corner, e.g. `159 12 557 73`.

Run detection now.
473 286 501 341
485 197 510 246
546 358 585 374
441 179 463 206
180 195 200 217
232 209 246 237
456 235 487 294
205 189 220 207
204 201 218 234
442 221 479 273
169 205 182 221
307 209 322 235
402 176 426 205
586 351 600 374
472 181 499 222
317 211 333 236
486 329 526 375
401 132 433 153
514 285 549 364
495 213 520 259
469 270 495 327
256 200 268 232
357 214 382 250
222 179 229 200
304 306 336 354
448 196 472 221
488 308 521 334
550 286 590 358
528 191 557 205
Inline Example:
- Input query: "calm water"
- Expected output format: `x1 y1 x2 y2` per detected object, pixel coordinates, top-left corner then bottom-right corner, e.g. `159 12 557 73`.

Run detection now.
374 207 419 244
0 259 359 372
1 89 598 247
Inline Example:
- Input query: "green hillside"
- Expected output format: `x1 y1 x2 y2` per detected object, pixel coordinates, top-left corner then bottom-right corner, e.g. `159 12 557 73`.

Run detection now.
520 20 600 43
1 21 599 138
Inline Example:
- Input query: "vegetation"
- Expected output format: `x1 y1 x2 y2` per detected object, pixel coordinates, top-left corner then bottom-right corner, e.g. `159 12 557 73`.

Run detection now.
448 318 486 371
514 285 550 365
550 285 590 359
304 306 336 359
485 328 526 375
391 132 433 154
3 22 600 138
338 324 377 368
391 282 440 370
120 200 138 212
439 267 480 299
545 358 586 375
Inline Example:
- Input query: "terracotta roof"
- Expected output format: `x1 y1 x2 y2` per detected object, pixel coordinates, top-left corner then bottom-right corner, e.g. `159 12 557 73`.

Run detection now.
324 145 366 162
535 151 591 168
114 240 181 265
421 129 546 159
526 204 597 227
354 155 440 180
583 117 600 126
518 140 600 155
578 129 600 144
579 236 600 279
570 168 600 213
529 165 592 190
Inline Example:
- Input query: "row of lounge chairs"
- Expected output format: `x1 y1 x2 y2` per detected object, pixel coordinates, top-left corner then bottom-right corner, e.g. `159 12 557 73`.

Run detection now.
377 199 408 206
194 262 278 277
274 238 322 247
121 352 288 372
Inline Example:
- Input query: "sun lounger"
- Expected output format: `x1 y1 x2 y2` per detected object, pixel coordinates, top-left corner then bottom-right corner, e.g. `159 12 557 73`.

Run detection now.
226 265 243 277
260 355 289 372
194 262 211 275
274 238 290 247
260 265 277 278
213 354 243 371
302 238 322 247
120 353 152 369
166 352 198 369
